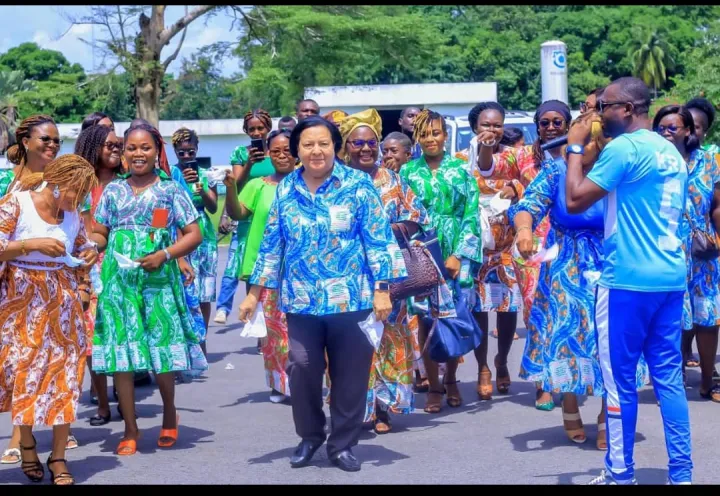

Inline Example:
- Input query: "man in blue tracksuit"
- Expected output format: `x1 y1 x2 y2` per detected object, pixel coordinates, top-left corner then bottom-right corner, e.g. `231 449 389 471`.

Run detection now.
564 77 692 485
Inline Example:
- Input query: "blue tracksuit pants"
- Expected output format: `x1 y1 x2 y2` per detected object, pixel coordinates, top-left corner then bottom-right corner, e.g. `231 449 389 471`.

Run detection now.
595 287 692 484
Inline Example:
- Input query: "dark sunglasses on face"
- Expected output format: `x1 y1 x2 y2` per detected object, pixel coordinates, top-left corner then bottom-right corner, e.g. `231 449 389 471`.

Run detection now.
35 135 63 146
539 118 565 129
177 149 197 157
596 100 630 113
656 125 685 135
349 139 378 149
104 141 123 151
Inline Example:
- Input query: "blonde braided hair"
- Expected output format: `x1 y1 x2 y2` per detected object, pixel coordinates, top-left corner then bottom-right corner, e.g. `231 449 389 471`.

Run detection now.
17 154 99 211
412 108 446 144
171 127 199 147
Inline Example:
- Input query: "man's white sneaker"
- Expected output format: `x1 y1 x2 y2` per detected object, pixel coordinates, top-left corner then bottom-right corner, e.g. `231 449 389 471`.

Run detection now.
214 310 227 324
588 470 637 485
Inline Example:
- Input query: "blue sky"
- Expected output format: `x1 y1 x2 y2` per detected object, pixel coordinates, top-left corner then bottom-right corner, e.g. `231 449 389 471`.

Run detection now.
0 6 242 77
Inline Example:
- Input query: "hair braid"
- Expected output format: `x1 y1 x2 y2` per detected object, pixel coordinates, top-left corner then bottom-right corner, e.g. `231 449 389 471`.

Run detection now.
412 108 446 143
243 109 272 134
74 124 112 171
171 127 199 147
17 154 98 210
6 114 56 166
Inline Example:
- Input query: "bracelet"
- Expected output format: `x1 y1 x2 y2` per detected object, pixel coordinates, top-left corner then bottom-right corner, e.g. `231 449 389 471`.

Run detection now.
516 226 532 233
20 240 27 256
163 249 171 261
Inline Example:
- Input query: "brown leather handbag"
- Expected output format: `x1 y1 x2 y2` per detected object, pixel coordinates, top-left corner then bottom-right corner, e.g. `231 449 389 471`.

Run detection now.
389 222 440 301
686 211 720 261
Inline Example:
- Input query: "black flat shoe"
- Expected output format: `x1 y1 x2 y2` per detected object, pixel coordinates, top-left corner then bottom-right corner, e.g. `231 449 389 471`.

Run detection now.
89 412 111 426
330 449 361 472
289 440 322 468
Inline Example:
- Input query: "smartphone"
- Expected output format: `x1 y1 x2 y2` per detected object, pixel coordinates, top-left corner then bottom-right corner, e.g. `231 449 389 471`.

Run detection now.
180 159 199 172
249 138 265 153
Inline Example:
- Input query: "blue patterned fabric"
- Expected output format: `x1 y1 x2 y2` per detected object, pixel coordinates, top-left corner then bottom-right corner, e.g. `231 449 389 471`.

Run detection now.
250 163 407 316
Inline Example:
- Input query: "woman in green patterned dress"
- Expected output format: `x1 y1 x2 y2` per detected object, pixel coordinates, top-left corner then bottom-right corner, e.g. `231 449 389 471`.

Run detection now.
90 122 207 456
399 109 483 413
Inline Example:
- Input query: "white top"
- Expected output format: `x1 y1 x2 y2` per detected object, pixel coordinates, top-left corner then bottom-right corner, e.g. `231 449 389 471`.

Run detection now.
11 190 81 265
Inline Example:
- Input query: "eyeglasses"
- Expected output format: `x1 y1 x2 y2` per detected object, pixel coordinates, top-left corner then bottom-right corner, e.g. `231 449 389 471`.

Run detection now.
597 100 630 113
35 136 63 146
538 118 566 129
580 102 596 113
177 149 197 158
104 141 123 151
269 147 291 157
655 125 685 135
348 139 378 149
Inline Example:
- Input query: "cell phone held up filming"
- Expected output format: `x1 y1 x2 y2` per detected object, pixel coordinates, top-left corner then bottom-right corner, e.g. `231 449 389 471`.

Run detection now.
249 138 265 154
180 160 199 183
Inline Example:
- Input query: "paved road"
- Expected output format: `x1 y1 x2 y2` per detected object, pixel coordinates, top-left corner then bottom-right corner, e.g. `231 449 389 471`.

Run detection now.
1 246 716 484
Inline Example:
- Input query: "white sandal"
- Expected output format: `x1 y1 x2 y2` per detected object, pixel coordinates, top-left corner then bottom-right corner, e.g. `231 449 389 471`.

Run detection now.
1 447 21 464
66 435 79 450
597 421 607 450
561 405 587 444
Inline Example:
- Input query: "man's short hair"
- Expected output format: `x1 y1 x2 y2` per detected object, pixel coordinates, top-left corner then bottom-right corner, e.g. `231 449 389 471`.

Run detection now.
610 77 651 115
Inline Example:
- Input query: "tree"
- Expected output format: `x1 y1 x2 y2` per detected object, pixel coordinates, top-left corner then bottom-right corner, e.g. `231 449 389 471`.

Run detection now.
629 29 675 99
66 5 236 126
0 70 35 153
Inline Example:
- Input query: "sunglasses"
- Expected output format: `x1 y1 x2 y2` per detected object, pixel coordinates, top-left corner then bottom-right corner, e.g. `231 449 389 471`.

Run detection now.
348 139 378 149
104 141 123 151
177 149 197 158
539 118 566 129
35 135 63 146
655 125 685 135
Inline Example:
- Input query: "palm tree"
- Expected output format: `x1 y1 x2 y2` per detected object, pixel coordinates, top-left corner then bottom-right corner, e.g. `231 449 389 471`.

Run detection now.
628 29 676 99
0 70 35 155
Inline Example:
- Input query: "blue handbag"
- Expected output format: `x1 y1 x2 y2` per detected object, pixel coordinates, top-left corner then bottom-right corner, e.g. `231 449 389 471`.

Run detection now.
421 281 483 363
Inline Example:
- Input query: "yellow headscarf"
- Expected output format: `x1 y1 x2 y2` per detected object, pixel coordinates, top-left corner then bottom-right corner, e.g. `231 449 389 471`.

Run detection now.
322 110 349 126
338 108 383 162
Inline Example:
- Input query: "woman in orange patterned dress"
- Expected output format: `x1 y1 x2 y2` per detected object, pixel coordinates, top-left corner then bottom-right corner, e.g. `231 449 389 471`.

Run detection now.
339 110 456 432
0 155 98 485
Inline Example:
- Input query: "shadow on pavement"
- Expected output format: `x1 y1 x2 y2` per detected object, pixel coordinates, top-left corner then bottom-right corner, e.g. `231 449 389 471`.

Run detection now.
538 467 669 485
0 454 121 484
246 442 409 469
219 390 287 408
507 424 647 453
97 424 215 455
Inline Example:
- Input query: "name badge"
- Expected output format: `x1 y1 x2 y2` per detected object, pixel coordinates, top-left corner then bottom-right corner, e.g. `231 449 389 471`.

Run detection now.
329 205 351 232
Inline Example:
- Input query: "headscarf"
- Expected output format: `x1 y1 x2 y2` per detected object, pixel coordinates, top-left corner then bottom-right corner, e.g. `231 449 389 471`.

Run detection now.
534 100 572 127
323 110 349 126
338 108 383 153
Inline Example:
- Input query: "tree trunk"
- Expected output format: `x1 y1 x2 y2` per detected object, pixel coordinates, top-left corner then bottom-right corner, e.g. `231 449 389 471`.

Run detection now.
133 7 166 128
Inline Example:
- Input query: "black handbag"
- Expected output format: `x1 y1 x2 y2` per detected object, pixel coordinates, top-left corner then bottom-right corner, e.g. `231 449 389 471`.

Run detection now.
389 223 441 301
685 212 720 261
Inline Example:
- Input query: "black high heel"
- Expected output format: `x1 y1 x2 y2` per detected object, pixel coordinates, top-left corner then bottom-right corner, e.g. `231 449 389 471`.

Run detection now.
47 456 74 485
19 435 44 482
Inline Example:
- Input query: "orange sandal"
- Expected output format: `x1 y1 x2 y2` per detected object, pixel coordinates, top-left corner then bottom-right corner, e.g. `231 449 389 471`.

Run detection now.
158 415 180 448
116 438 138 456
477 369 492 400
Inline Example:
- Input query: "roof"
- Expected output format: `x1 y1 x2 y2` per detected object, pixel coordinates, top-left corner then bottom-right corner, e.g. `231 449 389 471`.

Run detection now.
56 118 284 140
305 82 497 108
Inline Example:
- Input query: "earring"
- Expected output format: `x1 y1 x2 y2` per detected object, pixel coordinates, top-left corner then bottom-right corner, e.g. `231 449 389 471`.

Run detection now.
53 186 60 199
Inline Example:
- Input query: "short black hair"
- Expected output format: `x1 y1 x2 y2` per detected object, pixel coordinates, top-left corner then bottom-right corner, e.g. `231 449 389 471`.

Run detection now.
278 116 296 125
468 102 506 132
401 106 422 119
289 116 342 159
589 87 604 97
500 127 524 146
685 97 716 129
81 111 113 131
296 99 319 112
383 131 413 153
609 77 651 115
652 105 700 154
267 129 293 149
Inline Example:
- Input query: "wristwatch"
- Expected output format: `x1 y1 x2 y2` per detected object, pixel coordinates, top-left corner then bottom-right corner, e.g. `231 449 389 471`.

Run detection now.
375 281 389 291
566 144 585 155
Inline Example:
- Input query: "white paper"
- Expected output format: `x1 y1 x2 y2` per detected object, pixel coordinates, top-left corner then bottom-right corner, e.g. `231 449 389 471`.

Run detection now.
240 306 268 338
489 192 512 215
57 253 85 267
205 167 228 184
358 312 385 351
529 244 559 263
479 208 495 250
114 252 141 269
224 362 235 370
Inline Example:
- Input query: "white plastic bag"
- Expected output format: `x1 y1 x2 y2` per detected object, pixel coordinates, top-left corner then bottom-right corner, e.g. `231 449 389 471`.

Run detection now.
479 208 495 250
529 244 559 263
114 252 141 269
489 192 512 215
358 312 384 351
240 306 268 338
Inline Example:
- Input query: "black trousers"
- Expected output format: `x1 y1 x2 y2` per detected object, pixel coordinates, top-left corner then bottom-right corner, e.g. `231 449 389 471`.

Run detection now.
286 309 374 457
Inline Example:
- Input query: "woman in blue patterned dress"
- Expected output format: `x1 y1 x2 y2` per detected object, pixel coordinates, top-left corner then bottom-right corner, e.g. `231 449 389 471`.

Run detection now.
653 105 720 402
510 152 649 450
170 127 219 353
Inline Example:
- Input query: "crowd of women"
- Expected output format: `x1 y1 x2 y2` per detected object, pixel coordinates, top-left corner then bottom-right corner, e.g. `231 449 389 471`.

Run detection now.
0 75 715 483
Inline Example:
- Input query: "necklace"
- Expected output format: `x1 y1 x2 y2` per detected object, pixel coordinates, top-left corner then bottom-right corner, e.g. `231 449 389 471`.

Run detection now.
128 176 158 196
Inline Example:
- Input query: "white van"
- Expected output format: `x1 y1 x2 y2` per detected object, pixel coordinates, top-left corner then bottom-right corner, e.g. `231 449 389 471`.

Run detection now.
445 111 539 155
